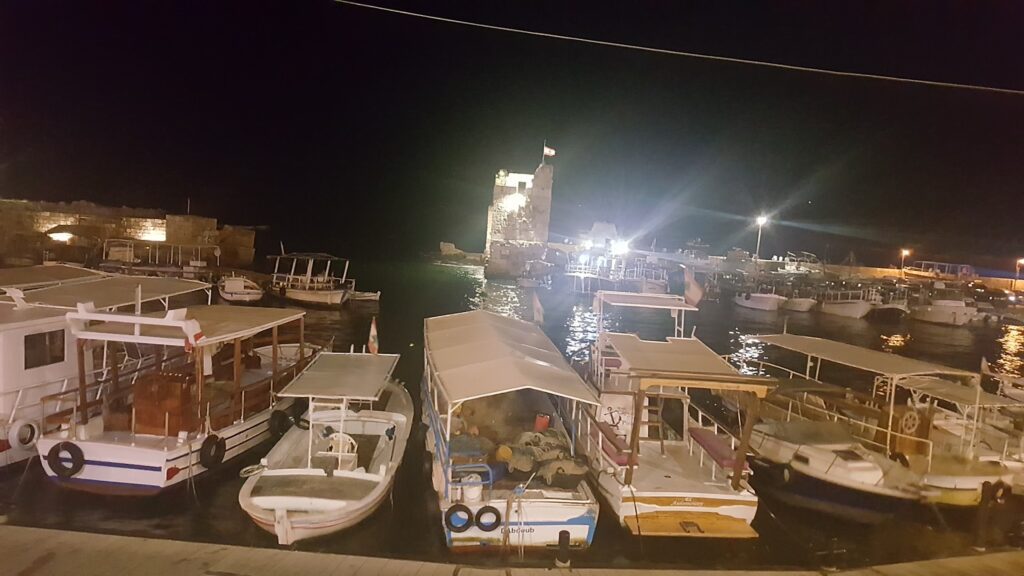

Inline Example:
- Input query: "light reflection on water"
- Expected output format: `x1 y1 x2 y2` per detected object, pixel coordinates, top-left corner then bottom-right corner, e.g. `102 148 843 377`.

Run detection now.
880 333 911 352
997 325 1024 377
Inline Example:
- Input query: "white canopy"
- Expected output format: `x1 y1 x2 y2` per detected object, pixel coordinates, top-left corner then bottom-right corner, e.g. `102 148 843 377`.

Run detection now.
900 376 1019 408
67 305 304 347
425 310 599 406
751 333 976 380
0 264 105 290
278 352 399 400
594 290 696 312
0 275 209 310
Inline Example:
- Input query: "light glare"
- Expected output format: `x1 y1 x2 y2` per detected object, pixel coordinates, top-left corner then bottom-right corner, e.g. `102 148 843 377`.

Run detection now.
610 239 630 256
499 192 527 212
48 232 73 243
756 215 768 226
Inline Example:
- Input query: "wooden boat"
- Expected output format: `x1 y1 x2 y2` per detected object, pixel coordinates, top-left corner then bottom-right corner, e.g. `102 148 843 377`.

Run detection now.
782 297 817 312
269 253 350 307
36 305 321 495
239 352 411 545
909 282 978 326
818 289 873 319
218 275 264 303
734 288 787 311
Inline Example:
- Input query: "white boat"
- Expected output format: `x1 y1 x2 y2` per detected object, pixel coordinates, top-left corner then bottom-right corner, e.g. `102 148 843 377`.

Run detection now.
35 304 322 495
903 261 976 282
218 275 264 303
269 253 350 307
423 310 600 550
239 352 411 545
740 333 1018 508
818 289 873 319
782 297 816 312
0 268 211 469
749 420 927 524
734 289 787 311
582 291 772 538
348 290 380 302
909 284 978 326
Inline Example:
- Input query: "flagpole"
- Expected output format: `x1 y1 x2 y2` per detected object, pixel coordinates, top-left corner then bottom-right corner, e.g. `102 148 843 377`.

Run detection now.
541 139 546 166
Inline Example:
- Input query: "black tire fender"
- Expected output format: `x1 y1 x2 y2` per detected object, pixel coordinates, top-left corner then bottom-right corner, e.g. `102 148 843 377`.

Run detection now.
269 409 292 438
199 434 226 469
47 441 85 479
475 505 502 532
444 503 474 533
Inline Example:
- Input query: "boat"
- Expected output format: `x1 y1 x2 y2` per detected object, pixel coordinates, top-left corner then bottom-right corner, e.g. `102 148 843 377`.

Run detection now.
269 252 350 307
734 286 787 312
348 290 381 302
238 352 411 545
422 310 600 550
903 261 976 282
581 291 774 538
736 333 1018 508
909 282 978 326
748 419 928 524
818 288 873 319
0 269 211 469
35 304 324 495
218 275 264 303
782 297 817 312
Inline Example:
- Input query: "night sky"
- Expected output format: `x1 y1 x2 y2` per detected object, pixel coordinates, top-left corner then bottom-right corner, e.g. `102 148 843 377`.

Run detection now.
2 1 1022 266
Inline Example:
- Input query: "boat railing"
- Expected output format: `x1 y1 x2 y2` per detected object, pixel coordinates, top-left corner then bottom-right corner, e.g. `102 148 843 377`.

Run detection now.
684 400 748 482
820 289 866 303
270 273 344 291
565 263 601 277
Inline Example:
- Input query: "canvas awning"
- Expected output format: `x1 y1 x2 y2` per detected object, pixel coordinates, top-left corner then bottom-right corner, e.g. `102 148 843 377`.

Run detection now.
278 352 399 400
425 310 599 406
900 376 1019 408
0 275 209 310
67 305 304 347
605 332 776 397
0 264 105 291
750 333 976 380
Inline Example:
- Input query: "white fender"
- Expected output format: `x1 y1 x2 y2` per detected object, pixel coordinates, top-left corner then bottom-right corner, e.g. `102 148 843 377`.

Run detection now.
8 419 40 450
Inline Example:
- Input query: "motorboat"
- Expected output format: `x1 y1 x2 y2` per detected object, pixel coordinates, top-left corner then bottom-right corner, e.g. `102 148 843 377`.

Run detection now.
239 352 411 545
749 420 927 524
36 304 323 495
909 282 978 326
818 288 873 319
580 291 774 538
734 287 787 312
269 252 350 307
423 310 600 550
0 268 211 469
218 275 264 304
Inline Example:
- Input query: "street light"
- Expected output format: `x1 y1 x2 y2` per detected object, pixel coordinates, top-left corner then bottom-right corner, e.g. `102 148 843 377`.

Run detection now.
1015 258 1024 291
754 215 768 260
900 249 911 278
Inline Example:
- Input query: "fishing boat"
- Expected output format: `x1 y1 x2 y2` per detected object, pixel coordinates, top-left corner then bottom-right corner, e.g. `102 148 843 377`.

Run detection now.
909 282 978 326
238 352 411 545
218 275 264 304
423 310 601 550
818 288 873 319
749 419 928 524
0 269 211 469
343 279 380 302
581 291 774 538
734 286 787 312
782 296 817 312
736 333 1018 508
269 252 350 307
35 304 322 495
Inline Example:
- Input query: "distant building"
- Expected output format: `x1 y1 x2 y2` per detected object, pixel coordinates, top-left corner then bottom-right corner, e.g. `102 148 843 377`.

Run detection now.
484 162 553 278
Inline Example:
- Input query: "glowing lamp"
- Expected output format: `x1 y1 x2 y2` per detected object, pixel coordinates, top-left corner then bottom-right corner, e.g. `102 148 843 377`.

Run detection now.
140 230 167 242
610 239 630 256
499 192 527 212
901 249 911 257
48 232 73 243
581 239 594 250
756 215 768 226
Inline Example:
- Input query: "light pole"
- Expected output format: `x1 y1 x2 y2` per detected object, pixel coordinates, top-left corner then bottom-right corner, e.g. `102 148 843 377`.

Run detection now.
900 249 911 278
755 215 768 260
1015 258 1024 291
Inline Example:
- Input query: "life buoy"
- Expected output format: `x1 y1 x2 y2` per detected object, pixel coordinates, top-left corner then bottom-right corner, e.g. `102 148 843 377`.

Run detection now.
199 435 226 469
899 410 921 435
444 503 473 533
269 410 292 438
46 442 85 478
475 505 502 532
8 419 40 450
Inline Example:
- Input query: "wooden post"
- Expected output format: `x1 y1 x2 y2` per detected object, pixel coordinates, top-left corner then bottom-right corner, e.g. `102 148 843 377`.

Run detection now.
298 317 305 362
194 347 204 406
732 391 761 491
625 384 644 486
77 340 89 425
233 338 242 418
271 325 279 390
110 352 120 400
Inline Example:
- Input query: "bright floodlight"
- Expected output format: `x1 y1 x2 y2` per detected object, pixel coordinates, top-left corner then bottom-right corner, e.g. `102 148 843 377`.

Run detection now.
901 249 911 257
48 232 73 243
610 239 630 256
756 215 768 226
581 239 594 250
499 192 527 212
1018 258 1024 266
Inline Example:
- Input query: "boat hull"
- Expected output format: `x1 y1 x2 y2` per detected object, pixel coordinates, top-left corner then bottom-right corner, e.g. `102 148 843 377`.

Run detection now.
909 305 976 326
819 300 872 319
281 288 347 306
782 298 816 312
733 294 786 311
218 289 264 303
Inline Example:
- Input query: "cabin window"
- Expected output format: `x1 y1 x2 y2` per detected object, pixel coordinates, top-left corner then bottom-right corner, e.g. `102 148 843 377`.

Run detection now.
24 330 65 369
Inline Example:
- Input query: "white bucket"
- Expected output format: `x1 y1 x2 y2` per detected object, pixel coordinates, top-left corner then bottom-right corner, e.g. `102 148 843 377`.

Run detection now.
462 473 483 503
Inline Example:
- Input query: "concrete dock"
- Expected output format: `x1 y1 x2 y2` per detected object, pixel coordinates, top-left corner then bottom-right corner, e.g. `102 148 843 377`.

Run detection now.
0 525 1022 576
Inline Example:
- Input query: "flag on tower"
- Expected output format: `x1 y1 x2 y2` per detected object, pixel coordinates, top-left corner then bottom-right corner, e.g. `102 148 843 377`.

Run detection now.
368 316 379 354
543 145 556 157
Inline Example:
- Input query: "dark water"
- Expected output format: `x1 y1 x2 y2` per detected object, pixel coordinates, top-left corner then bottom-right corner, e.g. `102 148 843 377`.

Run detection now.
3 261 1023 569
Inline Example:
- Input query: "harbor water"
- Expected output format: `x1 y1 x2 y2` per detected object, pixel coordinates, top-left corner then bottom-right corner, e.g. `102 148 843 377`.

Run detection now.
2 261 1023 570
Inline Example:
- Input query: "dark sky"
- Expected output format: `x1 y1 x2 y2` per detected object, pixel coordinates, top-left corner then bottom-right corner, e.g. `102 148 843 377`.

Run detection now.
2 1 1022 265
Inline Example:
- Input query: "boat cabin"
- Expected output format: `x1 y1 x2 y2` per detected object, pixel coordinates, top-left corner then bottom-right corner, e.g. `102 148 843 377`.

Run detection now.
268 253 349 296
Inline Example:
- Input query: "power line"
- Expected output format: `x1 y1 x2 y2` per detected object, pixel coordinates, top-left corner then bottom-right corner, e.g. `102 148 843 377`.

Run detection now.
334 0 1024 97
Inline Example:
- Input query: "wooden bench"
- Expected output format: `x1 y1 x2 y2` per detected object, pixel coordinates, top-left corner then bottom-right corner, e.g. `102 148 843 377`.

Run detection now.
688 427 747 478
590 420 635 466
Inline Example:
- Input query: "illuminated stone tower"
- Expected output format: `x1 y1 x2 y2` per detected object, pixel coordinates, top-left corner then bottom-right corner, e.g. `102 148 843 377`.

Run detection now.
484 162 553 277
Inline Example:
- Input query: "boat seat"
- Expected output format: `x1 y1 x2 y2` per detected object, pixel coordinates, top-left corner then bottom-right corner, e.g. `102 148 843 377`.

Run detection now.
688 427 746 471
591 420 636 466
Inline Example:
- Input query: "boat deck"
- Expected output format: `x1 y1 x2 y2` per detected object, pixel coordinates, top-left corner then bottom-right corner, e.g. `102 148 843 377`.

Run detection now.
631 438 752 498
252 474 377 501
